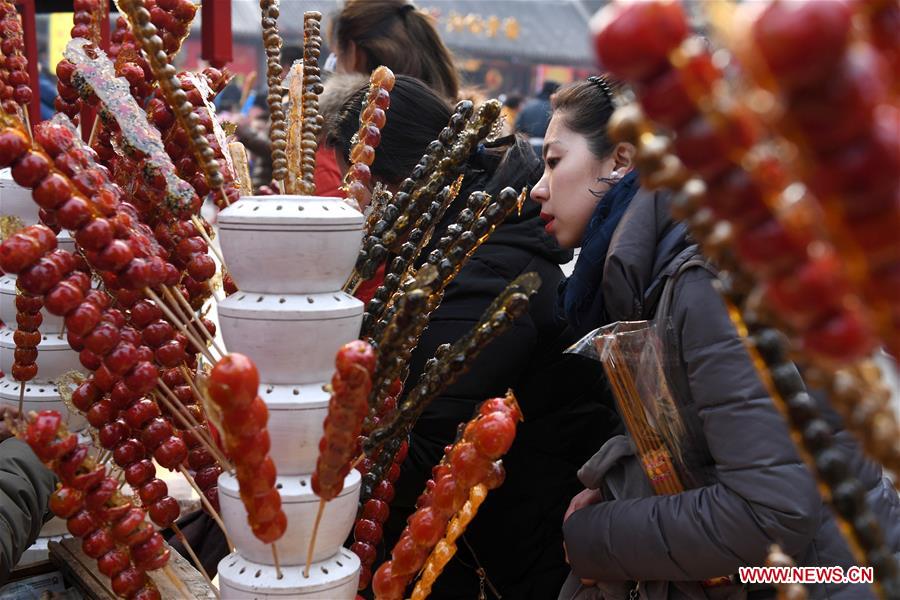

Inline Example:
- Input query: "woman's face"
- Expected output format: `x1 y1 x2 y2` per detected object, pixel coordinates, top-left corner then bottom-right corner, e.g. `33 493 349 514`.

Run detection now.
530 114 618 249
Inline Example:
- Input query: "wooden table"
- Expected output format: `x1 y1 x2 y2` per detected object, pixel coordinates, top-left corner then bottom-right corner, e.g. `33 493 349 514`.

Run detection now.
49 537 217 599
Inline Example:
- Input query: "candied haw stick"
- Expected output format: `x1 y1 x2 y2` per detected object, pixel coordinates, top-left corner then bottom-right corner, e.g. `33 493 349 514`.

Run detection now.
114 0 224 194
0 2 33 122
307 340 376 575
260 0 287 188
206 354 286 547
22 410 168 599
342 66 395 210
297 11 324 195
372 394 520 599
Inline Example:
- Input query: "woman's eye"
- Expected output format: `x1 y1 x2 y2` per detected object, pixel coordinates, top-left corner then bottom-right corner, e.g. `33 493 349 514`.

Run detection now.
546 157 560 169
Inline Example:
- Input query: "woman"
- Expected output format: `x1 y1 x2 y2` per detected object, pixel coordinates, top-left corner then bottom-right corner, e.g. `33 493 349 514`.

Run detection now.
329 0 459 101
530 78 900 599
329 76 620 599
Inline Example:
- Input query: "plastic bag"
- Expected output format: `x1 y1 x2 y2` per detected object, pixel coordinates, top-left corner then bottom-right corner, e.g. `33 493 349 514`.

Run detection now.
567 320 691 494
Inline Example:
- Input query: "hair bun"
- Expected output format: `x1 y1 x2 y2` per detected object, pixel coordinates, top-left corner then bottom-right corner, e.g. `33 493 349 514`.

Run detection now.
398 3 415 16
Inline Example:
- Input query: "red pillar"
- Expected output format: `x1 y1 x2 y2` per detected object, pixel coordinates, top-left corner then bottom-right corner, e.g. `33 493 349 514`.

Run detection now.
202 0 233 69
18 0 38 128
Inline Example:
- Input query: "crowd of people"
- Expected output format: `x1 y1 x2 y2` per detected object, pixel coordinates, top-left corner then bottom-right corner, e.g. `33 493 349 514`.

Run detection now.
16 1 900 599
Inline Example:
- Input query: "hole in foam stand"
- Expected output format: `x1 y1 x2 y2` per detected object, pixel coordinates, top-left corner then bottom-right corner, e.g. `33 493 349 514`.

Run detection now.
306 297 314 304
321 567 329 575
254 570 261 578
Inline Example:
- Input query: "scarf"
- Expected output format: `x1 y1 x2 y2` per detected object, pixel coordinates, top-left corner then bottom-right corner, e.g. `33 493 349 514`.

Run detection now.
559 170 640 333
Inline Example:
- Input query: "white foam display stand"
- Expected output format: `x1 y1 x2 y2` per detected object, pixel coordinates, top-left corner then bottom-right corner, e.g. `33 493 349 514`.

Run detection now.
215 195 365 598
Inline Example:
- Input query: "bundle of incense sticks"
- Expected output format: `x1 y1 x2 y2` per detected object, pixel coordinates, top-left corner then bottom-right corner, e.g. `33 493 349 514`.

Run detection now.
594 321 685 496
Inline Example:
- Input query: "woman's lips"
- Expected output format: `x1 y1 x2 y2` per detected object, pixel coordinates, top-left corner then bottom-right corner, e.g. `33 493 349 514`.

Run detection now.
540 212 555 233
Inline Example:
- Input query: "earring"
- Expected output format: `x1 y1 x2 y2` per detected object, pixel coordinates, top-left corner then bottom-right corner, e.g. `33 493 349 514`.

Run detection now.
609 170 620 179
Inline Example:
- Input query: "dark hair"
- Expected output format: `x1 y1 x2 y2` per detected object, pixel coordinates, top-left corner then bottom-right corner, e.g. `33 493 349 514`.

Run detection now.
551 78 619 160
503 94 523 110
330 0 460 101
327 75 542 197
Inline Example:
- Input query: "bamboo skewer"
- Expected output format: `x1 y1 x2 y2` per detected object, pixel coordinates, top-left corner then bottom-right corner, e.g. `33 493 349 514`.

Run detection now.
190 215 227 266
179 465 235 552
154 384 233 474
271 543 283 580
163 564 194 599
143 287 216 363
171 522 220 599
304 499 326 578
161 285 226 359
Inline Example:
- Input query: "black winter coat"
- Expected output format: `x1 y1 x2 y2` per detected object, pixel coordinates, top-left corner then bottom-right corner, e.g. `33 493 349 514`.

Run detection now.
562 189 900 600
383 197 621 600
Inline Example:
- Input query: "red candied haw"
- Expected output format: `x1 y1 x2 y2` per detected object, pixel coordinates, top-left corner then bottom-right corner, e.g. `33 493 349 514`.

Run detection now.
0 235 39 274
139 478 168 505
226 429 270 468
79 349 103 371
187 447 215 471
124 459 156 488
354 518 383 545
45 281 85 316
141 417 173 450
14 347 37 364
56 197 93 230
71 381 100 412
350 143 375 166
82 528 115 559
148 495 179 528
236 457 276 497
141 320 174 348
390 531 429 576
112 567 147 598
11 363 38 381
432 474 467 516
93 365 119 393
104 342 139 375
360 123 381 148
148 98 175 130
593 1 688 82
70 23 90 39
362 103 387 128
153 436 187 469
348 162 372 187
124 361 159 395
363 499 390 524
372 479 395 503
49 486 84 518
75 218 114 251
13 329 41 347
110 381 137 410
130 300 162 328
111 507 145 542
119 326 142 347
752 0 852 91
484 461 506 490
11 151 50 187
251 510 287 544
84 290 111 310
0 128 28 168
15 311 42 330
735 216 811 275
175 236 207 262
450 442 491 487
86 399 115 428
113 438 146 466
97 549 131 579
15 294 43 314
131 531 165 566
33 173 72 210
123 399 160 430
803 308 874 362
187 254 216 281
358 565 373 591
96 240 134 272
223 396 268 438
160 368 184 389
471 412 516 459
408 506 445 548
84 321 121 355
371 561 406 600
136 345 154 364
67 509 99 538
13 85 31 104
193 465 222 491
84 477 118 511
18 259 63 295
98 419 127 449
209 353 259 411
65 301 102 336
351 540 377 566
244 488 282 524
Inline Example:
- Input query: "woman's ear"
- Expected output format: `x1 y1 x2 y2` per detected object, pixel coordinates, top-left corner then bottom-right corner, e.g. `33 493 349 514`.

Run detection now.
352 43 368 73
612 142 636 173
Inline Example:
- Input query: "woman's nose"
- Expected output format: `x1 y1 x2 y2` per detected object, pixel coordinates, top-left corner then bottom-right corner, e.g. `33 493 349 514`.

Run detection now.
531 171 549 204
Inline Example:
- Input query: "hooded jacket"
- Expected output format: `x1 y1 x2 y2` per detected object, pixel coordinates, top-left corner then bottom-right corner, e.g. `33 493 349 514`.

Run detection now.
384 190 622 599
561 188 900 599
